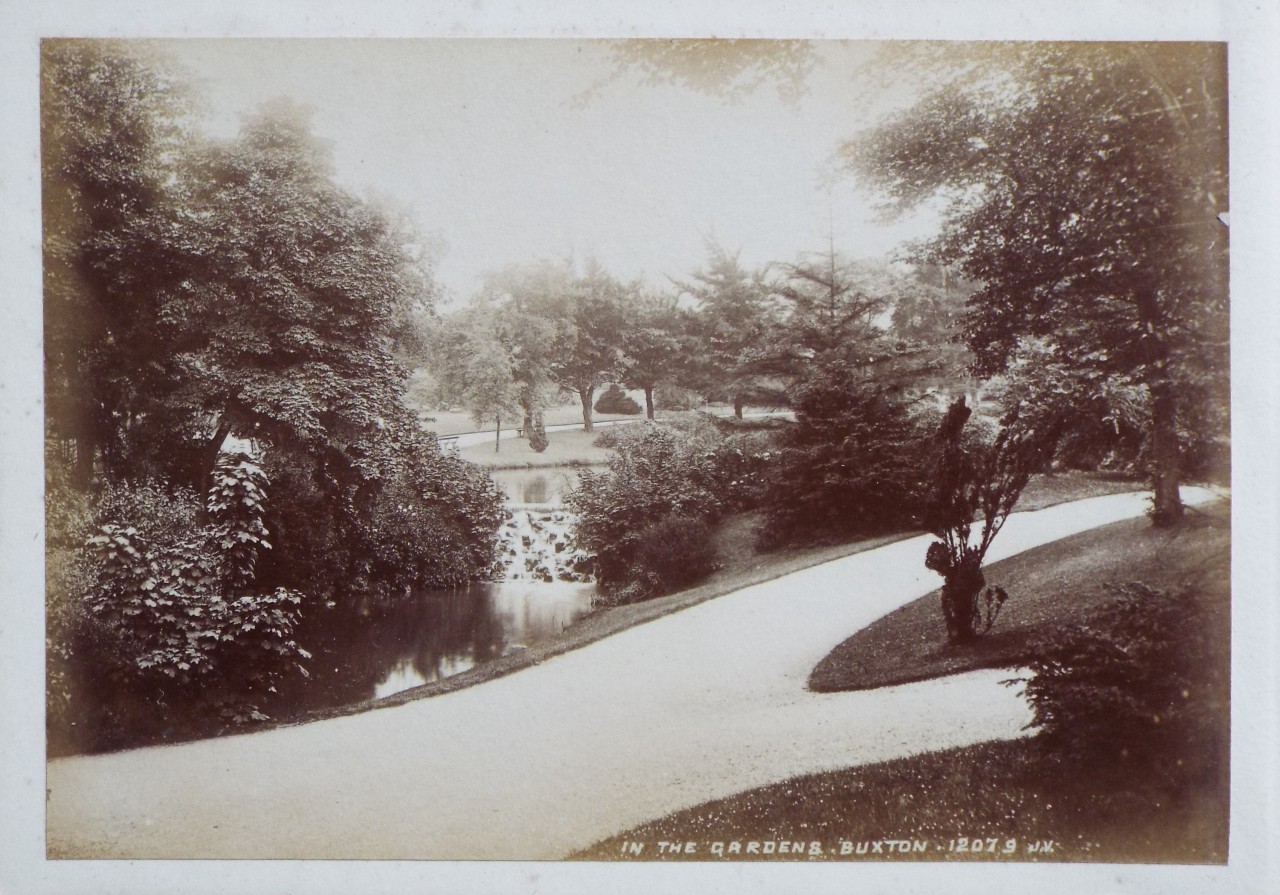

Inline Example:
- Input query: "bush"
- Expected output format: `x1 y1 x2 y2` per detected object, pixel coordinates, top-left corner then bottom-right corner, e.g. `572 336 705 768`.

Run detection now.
258 414 506 608
568 420 761 598
591 422 643 449
632 515 719 596
47 458 316 753
1017 582 1222 791
594 383 642 415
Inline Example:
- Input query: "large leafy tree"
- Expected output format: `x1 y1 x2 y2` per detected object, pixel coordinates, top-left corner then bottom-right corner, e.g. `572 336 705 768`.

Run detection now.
43 45 504 605
431 302 522 452
41 39 194 485
546 262 631 432
846 43 1228 525
619 291 692 420
474 260 576 449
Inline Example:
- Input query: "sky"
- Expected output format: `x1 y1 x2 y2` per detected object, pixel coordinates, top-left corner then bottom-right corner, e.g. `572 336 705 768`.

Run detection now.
163 39 937 305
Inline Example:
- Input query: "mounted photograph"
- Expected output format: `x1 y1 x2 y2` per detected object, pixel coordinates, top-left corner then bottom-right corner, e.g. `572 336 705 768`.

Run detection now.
41 37 1231 864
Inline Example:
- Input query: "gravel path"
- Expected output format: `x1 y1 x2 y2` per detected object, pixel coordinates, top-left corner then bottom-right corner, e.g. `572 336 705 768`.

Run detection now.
45 488 1218 860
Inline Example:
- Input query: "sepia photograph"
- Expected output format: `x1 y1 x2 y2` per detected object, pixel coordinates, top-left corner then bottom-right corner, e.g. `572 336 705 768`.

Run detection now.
2 2 1277 894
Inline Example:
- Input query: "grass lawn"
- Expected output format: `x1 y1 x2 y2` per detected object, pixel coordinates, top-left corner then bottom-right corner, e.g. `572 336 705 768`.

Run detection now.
457 426 626 468
572 498 1230 863
810 498 1228 692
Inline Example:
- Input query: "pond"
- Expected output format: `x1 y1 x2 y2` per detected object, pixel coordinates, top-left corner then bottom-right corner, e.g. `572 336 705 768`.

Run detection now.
53 479 602 756
273 578 597 717
267 503 596 719
486 464 606 506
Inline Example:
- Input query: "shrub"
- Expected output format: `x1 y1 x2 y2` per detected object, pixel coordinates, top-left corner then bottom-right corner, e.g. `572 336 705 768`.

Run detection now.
921 397 1063 642
568 420 757 597
48 457 315 753
258 416 507 607
633 515 719 594
1017 582 1221 791
591 421 644 449
594 383 643 415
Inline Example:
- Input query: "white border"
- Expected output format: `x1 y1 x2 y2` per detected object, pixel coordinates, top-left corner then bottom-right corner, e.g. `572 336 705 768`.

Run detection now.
2 2 1276 894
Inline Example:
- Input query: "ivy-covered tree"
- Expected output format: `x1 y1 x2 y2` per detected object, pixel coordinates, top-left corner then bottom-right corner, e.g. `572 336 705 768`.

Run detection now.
923 397 1064 642
42 43 506 747
846 43 1228 526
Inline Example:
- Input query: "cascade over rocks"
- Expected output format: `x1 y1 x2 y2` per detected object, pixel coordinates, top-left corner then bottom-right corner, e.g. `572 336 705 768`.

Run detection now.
499 510 594 584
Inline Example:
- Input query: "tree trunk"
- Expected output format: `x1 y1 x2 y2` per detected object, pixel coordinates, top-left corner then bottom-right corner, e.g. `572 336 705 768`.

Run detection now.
72 433 95 489
733 394 745 420
644 386 655 420
941 557 986 643
494 413 501 453
202 418 233 491
1148 378 1184 526
580 387 595 432
1135 286 1184 527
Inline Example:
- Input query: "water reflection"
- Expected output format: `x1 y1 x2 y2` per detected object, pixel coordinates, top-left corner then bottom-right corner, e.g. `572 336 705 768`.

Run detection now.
275 579 596 718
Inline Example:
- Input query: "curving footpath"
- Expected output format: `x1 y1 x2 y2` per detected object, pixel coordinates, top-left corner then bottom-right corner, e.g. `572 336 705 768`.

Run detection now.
46 488 1219 860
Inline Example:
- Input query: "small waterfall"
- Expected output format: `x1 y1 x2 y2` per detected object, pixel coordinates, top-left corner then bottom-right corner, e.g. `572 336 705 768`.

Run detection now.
498 509 594 584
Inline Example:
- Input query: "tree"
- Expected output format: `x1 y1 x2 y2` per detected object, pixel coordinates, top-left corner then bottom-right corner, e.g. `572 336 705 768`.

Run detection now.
475 260 577 451
679 242 780 418
461 325 522 453
619 291 691 419
923 397 1064 642
546 262 630 432
582 39 818 106
757 357 927 548
42 39 193 486
765 250 893 377
846 43 1228 525
43 45 505 606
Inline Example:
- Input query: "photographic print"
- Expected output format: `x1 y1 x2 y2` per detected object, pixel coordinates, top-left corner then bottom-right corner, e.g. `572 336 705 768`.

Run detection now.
2 3 1276 893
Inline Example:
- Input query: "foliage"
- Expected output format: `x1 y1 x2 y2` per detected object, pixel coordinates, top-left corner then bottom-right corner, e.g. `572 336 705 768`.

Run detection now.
42 43 505 605
547 263 632 431
597 516 720 606
619 292 693 419
922 397 1063 641
47 457 313 752
846 43 1229 525
757 360 928 548
41 39 194 485
472 260 573 445
593 384 642 416
654 385 704 412
465 258 634 433
567 419 758 595
42 43 508 750
992 339 1148 472
589 40 817 106
1017 582 1221 791
677 241 782 417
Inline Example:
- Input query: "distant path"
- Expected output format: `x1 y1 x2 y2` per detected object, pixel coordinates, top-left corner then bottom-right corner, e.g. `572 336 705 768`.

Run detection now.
439 410 790 448
45 488 1218 860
